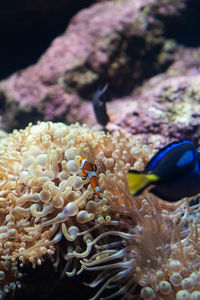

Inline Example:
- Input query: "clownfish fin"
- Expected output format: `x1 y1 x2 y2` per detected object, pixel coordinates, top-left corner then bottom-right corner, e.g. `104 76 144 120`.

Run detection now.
126 170 159 196
93 164 97 172
96 189 101 198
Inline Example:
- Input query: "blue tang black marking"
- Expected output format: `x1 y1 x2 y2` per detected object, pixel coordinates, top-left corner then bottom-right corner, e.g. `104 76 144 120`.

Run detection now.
126 140 200 202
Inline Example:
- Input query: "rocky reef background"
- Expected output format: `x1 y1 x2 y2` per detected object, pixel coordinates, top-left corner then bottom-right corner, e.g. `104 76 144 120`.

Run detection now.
0 0 200 299
0 0 200 148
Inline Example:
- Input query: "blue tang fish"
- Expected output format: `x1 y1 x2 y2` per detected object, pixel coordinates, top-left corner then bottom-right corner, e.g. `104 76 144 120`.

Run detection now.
126 140 200 202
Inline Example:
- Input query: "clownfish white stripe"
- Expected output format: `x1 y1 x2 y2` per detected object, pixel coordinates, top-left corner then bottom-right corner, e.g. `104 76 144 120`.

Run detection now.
88 171 97 179
80 158 87 169
95 186 100 192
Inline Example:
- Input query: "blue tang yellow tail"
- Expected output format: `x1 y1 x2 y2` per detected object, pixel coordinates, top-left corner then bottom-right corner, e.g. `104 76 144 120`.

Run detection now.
126 140 200 202
126 171 159 195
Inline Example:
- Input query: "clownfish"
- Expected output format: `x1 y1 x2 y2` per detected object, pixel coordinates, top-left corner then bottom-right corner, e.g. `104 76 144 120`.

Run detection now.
126 140 200 202
78 158 101 198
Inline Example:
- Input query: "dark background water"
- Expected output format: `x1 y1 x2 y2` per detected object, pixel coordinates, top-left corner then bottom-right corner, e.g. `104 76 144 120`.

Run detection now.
0 0 94 80
8 260 95 300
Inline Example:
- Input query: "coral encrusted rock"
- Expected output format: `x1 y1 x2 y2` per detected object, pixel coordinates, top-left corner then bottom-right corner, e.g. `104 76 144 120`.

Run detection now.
0 0 186 131
107 73 200 147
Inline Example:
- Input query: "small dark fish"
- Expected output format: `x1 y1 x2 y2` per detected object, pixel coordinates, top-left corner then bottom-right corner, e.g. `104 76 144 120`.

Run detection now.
93 84 110 127
126 140 200 202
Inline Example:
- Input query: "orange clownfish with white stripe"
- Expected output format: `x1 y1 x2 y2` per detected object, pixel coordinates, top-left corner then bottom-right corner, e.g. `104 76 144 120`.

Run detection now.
78 158 101 198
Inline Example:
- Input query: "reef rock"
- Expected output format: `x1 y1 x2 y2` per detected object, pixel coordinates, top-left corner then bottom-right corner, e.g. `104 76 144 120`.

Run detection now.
79 67 200 148
0 0 186 131
105 72 200 147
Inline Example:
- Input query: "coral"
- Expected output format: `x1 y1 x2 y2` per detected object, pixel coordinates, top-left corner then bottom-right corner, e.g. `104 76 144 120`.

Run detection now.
100 73 200 147
0 0 187 131
0 121 199 300
0 121 147 298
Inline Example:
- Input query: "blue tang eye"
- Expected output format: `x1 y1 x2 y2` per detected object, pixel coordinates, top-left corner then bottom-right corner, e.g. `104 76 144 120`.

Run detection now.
176 150 194 167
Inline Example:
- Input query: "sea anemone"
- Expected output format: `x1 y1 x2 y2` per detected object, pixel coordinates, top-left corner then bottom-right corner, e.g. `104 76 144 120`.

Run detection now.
0 121 199 299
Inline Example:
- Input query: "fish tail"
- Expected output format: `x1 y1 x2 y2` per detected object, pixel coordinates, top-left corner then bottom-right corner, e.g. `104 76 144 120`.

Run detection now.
90 176 101 198
126 170 159 196
95 188 101 198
